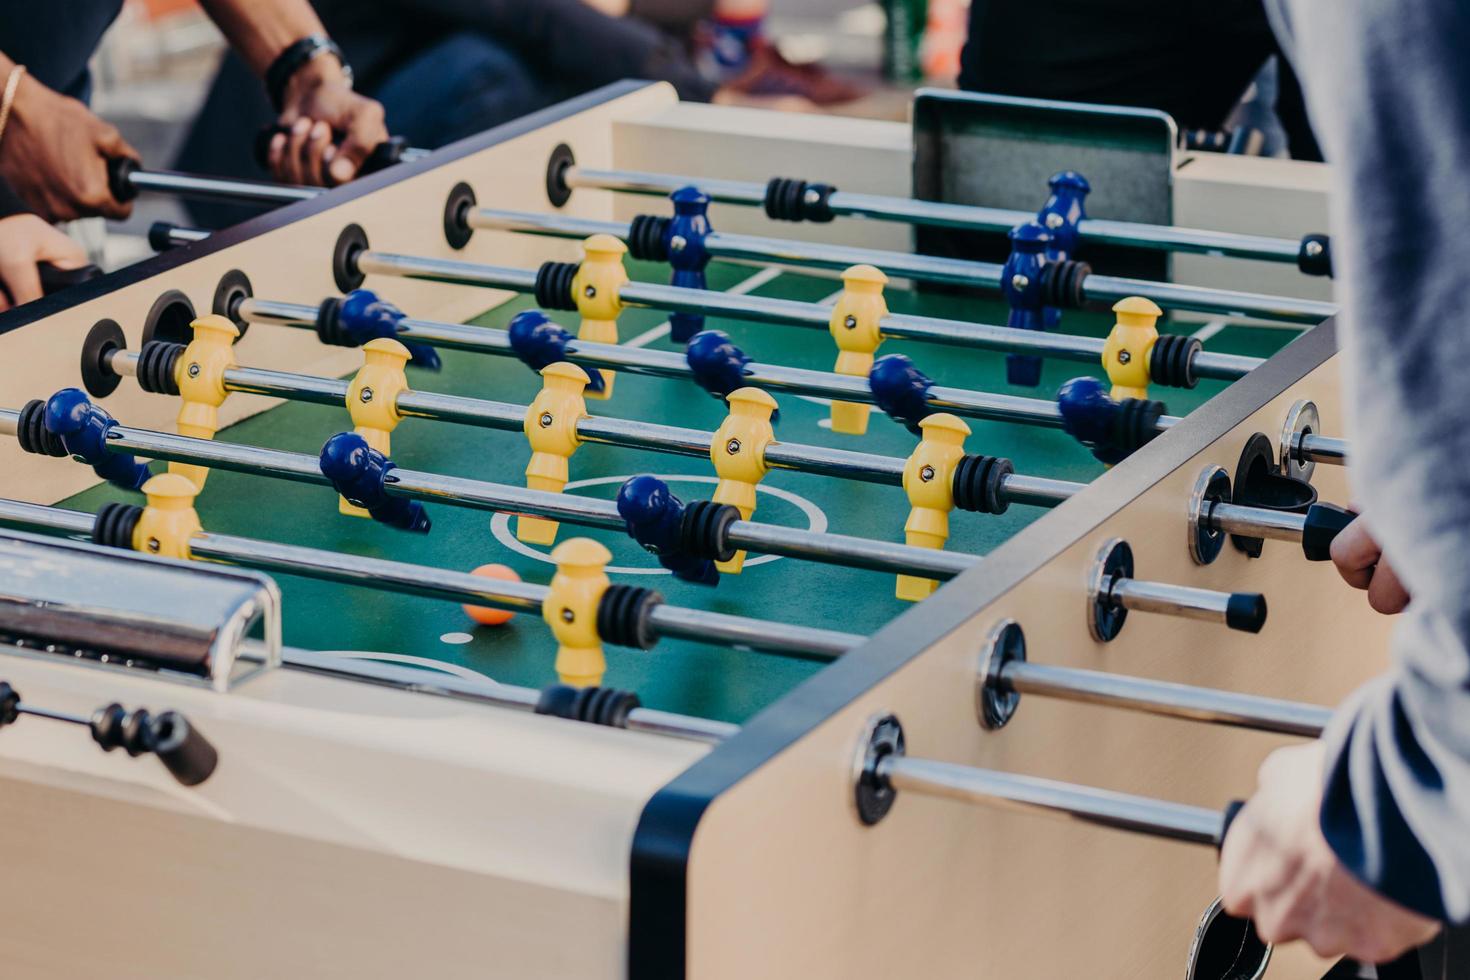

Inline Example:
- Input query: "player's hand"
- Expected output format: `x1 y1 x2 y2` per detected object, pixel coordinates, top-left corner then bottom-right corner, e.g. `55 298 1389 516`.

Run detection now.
0 74 137 222
268 55 387 187
0 213 88 311
1329 517 1411 614
1219 741 1439 963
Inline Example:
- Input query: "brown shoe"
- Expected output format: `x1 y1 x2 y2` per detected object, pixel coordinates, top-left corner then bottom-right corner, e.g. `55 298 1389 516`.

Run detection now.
721 39 868 106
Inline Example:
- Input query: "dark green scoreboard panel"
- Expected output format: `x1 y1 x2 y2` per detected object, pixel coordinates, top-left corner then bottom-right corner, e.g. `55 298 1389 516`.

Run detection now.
59 260 1292 723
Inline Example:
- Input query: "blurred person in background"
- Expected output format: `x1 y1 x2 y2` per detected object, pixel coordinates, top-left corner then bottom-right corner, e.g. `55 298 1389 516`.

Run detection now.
957 0 1322 160
589 0 865 103
0 0 388 308
178 0 864 226
0 0 388 223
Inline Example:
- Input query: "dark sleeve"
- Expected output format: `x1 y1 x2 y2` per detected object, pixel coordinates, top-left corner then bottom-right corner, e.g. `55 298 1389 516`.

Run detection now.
0 178 30 219
382 0 716 102
1268 0 1470 925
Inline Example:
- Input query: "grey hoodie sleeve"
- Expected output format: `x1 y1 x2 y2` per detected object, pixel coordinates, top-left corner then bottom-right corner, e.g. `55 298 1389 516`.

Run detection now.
1267 0 1470 923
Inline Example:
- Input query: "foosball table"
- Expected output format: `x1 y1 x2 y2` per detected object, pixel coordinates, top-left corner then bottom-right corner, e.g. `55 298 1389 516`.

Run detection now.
0 81 1406 979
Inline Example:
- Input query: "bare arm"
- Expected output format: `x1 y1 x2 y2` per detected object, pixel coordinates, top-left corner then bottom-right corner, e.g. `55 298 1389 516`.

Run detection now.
198 0 388 185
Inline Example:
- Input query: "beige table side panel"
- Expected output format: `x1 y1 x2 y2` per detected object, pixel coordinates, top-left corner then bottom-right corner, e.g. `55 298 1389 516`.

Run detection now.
0 83 680 506
686 358 1376 979
0 647 707 979
0 773 624 980
1173 153 1334 307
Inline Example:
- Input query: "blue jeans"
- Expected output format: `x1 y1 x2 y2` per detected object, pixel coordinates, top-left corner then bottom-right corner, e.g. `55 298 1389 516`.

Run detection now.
372 32 576 149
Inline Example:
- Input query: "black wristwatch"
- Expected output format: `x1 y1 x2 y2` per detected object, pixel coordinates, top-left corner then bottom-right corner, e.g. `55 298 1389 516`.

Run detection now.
266 34 353 112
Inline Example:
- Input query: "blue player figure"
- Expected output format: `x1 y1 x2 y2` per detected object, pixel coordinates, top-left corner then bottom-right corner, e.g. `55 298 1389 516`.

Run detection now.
616 475 719 586
319 432 432 533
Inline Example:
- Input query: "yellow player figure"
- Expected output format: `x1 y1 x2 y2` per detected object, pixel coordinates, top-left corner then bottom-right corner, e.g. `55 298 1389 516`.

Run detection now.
896 413 970 602
132 473 203 560
544 537 613 687
710 386 777 574
519 362 590 545
571 234 629 400
340 338 411 517
828 264 889 435
1102 296 1163 401
171 314 238 491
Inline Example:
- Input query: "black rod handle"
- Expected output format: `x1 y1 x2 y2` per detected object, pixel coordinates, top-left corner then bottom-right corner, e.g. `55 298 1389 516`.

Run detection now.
107 156 141 203
38 262 101 295
148 711 218 787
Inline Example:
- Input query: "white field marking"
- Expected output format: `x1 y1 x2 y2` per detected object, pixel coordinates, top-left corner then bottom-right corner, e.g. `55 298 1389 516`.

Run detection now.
1191 320 1229 342
440 632 475 645
319 650 499 683
490 473 827 574
622 266 786 349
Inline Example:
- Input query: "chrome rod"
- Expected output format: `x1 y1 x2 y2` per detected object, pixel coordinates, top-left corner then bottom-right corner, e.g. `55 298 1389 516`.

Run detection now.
356 251 539 293
562 165 1313 267
469 206 1274 375
236 298 1126 432
279 648 736 744
1106 578 1256 630
81 422 982 582
118 347 1084 505
152 223 210 249
126 169 319 206
1206 503 1305 542
0 498 96 536
355 247 1265 375
646 604 860 661
997 660 1329 738
998 474 1080 509
0 499 862 665
878 755 1226 846
725 519 976 579
1297 433 1348 466
1082 274 1335 325
566 166 768 207
114 349 911 489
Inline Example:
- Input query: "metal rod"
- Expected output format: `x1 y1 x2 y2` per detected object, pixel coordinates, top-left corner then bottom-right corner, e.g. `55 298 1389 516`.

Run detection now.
15 703 90 726
0 499 96 536
126 169 319 206
0 498 859 665
279 649 736 744
1107 578 1237 627
562 165 1311 268
112 350 913 489
1080 273 1335 325
998 474 1079 509
354 247 1266 373
1206 502 1305 542
236 298 1119 433
877 754 1226 846
117 349 1086 512
997 660 1330 738
40 420 979 582
1297 433 1348 466
468 206 1278 371
153 223 210 248
356 251 539 293
564 166 1311 264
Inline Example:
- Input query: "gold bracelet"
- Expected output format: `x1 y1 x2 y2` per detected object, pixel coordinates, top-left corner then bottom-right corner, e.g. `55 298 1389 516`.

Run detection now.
0 65 26 149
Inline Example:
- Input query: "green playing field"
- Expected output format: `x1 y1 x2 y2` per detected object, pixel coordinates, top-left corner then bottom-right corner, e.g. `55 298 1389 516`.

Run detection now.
58 260 1295 724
